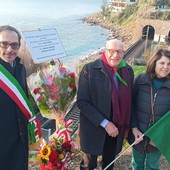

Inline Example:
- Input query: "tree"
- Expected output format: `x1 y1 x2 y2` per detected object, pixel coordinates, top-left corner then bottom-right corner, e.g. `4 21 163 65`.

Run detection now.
101 0 109 16
157 0 169 8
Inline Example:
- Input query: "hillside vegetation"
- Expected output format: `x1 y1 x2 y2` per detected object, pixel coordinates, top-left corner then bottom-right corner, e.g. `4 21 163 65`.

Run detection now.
102 0 170 25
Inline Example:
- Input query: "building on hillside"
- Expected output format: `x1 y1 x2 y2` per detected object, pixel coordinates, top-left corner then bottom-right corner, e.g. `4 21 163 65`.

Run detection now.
108 0 136 12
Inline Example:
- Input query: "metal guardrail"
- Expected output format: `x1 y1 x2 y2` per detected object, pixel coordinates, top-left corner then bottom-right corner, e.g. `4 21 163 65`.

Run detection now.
124 39 145 60
64 101 80 136
123 38 154 64
41 128 51 142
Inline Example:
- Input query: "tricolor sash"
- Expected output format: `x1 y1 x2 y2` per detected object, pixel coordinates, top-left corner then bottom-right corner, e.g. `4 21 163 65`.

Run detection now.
0 64 42 145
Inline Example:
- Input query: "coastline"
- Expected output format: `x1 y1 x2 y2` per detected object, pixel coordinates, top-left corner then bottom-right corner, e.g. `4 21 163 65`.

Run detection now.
23 12 134 75
82 12 135 48
79 12 134 64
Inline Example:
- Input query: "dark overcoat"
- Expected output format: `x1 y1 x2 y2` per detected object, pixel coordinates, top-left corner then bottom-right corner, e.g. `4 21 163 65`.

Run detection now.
129 73 170 153
0 57 28 170
77 58 134 155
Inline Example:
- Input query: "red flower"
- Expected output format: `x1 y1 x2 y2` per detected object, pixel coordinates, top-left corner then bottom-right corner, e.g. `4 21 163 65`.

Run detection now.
33 88 40 95
59 67 67 74
49 148 60 166
50 93 57 100
62 141 72 151
44 162 53 169
47 84 59 92
68 72 75 78
37 96 43 101
69 83 76 89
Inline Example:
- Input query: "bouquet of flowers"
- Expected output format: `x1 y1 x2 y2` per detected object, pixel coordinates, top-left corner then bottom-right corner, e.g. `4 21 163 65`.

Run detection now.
38 120 78 170
27 60 77 120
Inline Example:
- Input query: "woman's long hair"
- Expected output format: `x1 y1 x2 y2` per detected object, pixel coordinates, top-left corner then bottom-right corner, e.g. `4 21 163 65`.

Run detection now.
146 49 170 79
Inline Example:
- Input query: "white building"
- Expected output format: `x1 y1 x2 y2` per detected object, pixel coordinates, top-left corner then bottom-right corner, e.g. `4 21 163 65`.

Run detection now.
109 0 136 12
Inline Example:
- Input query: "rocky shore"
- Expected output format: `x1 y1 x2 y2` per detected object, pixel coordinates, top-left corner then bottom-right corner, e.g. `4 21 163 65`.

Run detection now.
82 13 135 49
79 12 136 64
82 13 117 33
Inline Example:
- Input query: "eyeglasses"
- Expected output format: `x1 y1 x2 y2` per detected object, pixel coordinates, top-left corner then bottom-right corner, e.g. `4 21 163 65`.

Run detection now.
0 41 20 50
107 49 124 55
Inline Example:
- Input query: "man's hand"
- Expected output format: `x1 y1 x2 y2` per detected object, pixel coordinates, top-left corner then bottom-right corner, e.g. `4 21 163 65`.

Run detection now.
105 122 119 137
132 127 143 144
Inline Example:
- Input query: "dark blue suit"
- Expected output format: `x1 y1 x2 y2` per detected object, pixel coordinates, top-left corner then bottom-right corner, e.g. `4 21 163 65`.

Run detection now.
0 57 28 170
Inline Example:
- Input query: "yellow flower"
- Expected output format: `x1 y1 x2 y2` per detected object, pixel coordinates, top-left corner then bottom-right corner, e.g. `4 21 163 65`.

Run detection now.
39 145 51 159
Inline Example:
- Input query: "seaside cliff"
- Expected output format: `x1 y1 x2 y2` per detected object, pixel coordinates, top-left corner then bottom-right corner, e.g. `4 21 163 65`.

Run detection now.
79 13 135 65
82 13 135 49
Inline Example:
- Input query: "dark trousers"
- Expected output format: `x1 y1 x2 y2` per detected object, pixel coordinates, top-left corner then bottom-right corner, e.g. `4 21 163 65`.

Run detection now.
88 134 117 170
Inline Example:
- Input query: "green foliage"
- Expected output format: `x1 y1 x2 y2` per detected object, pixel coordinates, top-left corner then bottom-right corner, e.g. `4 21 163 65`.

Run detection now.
138 0 148 4
116 4 139 24
148 0 157 5
121 14 134 25
101 0 110 16
162 11 170 20
138 0 156 4
104 0 170 26
150 10 170 20
132 65 146 77
157 0 170 7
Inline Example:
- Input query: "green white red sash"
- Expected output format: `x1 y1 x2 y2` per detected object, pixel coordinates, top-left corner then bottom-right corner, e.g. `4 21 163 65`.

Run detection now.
0 64 42 145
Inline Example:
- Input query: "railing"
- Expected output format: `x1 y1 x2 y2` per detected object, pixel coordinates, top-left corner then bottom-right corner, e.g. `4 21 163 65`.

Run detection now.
64 101 80 137
124 39 144 60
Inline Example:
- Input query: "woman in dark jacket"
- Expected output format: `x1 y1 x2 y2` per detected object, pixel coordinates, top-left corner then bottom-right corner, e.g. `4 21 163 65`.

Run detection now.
129 49 170 170
0 25 28 170
77 39 134 170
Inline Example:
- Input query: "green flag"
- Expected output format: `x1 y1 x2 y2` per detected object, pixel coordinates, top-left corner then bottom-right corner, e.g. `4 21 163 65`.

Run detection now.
144 110 170 164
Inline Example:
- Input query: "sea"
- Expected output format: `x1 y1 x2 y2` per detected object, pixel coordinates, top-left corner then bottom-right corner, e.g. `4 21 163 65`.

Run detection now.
0 0 110 64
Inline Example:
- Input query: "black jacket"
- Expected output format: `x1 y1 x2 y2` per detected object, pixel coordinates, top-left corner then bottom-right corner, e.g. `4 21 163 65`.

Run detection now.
129 73 170 153
0 57 28 170
77 58 134 155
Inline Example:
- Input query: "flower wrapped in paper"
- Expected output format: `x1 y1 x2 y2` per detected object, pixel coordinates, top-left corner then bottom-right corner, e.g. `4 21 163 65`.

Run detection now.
27 60 77 120
38 120 78 170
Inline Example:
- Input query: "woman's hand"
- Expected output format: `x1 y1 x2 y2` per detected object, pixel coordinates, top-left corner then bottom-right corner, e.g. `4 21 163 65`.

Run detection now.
149 140 156 147
132 127 143 144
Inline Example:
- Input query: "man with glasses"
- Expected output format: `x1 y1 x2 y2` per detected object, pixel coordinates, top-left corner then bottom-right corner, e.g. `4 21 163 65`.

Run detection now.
77 39 134 170
0 25 29 170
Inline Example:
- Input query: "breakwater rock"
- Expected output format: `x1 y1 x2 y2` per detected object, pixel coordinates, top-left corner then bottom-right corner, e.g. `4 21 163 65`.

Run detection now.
82 13 116 32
